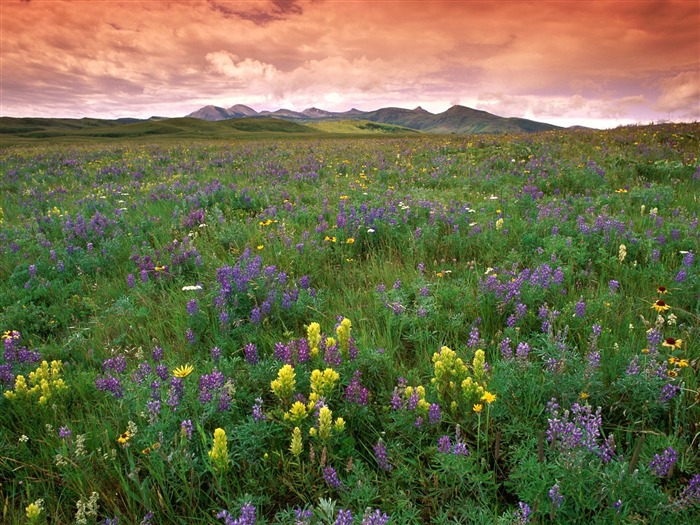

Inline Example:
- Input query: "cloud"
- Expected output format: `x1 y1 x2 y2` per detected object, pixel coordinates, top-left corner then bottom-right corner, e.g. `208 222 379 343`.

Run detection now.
656 71 700 116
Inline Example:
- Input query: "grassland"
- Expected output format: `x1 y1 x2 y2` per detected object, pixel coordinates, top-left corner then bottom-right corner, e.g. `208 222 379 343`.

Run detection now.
1 124 699 524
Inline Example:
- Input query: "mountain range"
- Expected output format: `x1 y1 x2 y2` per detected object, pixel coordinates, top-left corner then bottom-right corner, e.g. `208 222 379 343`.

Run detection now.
187 104 563 134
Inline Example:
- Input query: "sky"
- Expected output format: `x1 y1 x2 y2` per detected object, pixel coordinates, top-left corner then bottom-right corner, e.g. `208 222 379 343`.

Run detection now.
1 0 699 128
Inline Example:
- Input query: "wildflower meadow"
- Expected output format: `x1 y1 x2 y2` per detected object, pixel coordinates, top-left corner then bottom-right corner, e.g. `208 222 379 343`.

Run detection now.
1 124 699 524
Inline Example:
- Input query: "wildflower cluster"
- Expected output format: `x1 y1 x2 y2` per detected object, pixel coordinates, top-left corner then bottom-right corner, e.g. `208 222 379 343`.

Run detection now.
4 360 67 404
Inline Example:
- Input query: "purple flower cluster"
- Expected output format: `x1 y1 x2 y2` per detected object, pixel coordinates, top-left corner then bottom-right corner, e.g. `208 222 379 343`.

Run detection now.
373 440 392 472
345 370 370 405
479 261 565 306
437 435 469 456
217 503 256 525
546 398 615 462
274 338 311 365
323 466 343 489
649 446 677 477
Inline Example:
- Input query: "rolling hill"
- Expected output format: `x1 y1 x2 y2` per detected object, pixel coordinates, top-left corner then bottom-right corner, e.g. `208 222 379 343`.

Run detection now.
186 104 563 134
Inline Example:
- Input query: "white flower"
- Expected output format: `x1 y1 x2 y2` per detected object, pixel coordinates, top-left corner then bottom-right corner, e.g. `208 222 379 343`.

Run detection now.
367 228 375 233
182 285 203 291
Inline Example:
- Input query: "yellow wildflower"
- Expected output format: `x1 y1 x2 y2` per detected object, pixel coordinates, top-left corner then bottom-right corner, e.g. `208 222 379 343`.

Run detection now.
651 300 670 313
117 430 131 446
208 428 229 472
310 368 340 398
346 237 355 244
290 427 303 456
318 406 333 441
307 322 321 357
25 500 43 520
336 317 352 356
173 364 194 378
271 364 296 402
285 401 308 424
473 404 483 413
662 337 682 349
481 391 497 404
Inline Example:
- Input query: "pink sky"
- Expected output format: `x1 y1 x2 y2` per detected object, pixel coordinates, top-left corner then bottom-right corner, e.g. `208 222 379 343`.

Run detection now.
1 0 698 128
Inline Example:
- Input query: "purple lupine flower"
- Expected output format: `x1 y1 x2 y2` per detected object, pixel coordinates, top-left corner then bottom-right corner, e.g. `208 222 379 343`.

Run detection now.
659 383 680 403
574 298 586 318
361 509 390 525
323 466 343 489
376 283 386 293
626 356 640 376
609 280 619 293
294 508 314 525
139 512 154 525
428 403 441 425
681 474 700 503
675 269 687 283
250 307 261 324
682 251 695 267
127 273 135 288
393 279 401 290
59 426 72 439
186 299 199 316
613 500 622 513
373 441 392 471
515 502 532 524
452 442 469 456
152 346 163 362
515 342 530 360
438 435 452 454
252 397 266 422
468 327 480 349
500 337 513 359
650 447 677 477
211 346 221 363
647 328 662 350
180 419 193 439
244 343 258 365
166 377 184 408
334 509 353 525
345 370 369 405
587 351 601 371
549 484 563 508
155 364 169 381
95 375 123 398
147 399 161 421
216 503 256 525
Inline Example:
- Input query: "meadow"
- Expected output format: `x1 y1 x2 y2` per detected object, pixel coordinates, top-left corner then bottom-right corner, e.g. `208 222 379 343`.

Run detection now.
1 124 699 524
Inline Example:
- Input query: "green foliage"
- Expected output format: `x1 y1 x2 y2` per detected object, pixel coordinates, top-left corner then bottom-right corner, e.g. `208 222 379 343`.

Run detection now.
1 123 699 523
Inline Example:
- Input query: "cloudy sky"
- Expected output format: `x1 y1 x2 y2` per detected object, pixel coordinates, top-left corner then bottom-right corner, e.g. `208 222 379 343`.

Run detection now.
1 0 698 128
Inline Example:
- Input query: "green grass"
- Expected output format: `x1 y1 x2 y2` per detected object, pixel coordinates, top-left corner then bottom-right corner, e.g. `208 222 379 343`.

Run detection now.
1 124 699 524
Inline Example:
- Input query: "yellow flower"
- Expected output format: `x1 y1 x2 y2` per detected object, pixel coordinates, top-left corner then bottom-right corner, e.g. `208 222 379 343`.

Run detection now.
346 237 355 244
257 245 264 250
117 430 131 446
173 364 194 378
678 359 689 368
154 265 166 272
290 427 303 456
318 406 333 441
651 300 670 313
657 285 668 294
580 392 589 399
208 428 229 472
615 188 628 193
473 404 483 413
25 501 43 520
495 218 504 230
662 337 682 349
324 235 337 243
271 364 296 401
481 391 497 404
285 401 308 424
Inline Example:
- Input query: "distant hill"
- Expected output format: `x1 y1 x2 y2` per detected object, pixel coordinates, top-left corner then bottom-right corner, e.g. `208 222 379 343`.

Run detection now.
185 104 562 134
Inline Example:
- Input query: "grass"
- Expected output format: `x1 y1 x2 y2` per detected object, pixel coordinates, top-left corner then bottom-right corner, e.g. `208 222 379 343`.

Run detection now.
1 123 699 524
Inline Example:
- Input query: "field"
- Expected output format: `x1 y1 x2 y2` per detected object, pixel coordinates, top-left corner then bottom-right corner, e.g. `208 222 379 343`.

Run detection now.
1 124 699 524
